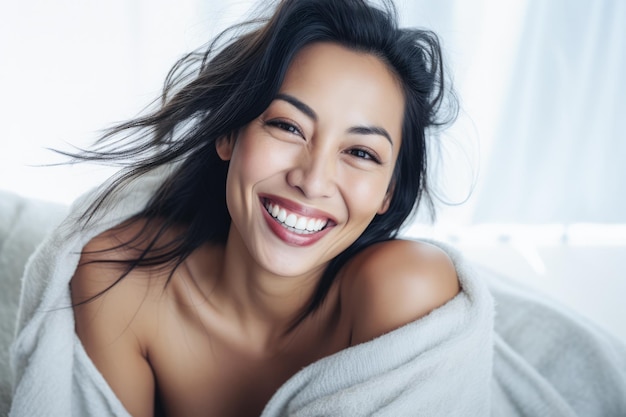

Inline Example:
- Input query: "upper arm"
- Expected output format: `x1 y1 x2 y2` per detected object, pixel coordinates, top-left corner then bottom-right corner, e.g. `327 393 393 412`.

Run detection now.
71 236 156 417
345 240 460 345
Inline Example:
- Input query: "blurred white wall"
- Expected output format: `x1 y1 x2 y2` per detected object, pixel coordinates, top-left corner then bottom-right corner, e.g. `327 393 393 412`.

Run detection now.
0 0 250 203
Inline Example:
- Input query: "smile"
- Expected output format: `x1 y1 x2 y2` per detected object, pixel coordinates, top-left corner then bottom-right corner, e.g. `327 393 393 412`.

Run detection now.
263 200 329 234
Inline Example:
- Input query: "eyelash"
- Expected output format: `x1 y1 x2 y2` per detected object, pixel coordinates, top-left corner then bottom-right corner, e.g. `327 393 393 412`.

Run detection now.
266 119 303 137
266 119 381 164
347 148 381 164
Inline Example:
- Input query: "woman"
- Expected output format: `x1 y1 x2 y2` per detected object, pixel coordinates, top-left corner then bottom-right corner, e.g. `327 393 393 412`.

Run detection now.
11 1 626 416
26 0 459 416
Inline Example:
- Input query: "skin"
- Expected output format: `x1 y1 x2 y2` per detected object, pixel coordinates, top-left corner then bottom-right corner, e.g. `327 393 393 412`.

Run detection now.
71 42 460 417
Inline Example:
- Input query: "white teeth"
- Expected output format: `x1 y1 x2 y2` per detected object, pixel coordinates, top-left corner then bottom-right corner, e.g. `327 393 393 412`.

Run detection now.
285 213 297 227
277 208 287 222
295 217 308 230
264 200 328 233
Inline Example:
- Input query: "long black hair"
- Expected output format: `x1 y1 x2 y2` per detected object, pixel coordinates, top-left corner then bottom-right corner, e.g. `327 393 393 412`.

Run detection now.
71 0 457 328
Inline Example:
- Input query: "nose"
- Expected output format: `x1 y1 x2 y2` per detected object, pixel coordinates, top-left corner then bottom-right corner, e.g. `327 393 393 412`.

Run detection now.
286 147 336 199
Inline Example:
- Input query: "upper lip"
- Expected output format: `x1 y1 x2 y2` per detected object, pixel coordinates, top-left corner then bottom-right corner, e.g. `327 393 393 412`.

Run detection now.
259 194 338 225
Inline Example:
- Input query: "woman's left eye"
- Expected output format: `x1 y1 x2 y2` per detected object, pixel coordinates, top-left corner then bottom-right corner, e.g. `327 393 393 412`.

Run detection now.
347 148 380 163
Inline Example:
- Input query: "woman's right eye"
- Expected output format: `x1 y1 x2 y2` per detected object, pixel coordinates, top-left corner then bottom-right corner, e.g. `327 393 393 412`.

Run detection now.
266 119 303 138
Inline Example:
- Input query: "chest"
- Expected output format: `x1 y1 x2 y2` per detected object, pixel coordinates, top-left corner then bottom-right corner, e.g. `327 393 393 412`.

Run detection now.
145 301 351 416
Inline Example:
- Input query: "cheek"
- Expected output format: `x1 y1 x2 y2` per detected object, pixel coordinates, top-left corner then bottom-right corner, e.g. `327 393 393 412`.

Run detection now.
341 172 390 218
227 134 297 193
237 138 288 179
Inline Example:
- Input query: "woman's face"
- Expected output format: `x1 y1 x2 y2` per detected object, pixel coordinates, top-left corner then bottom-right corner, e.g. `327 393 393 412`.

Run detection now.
218 42 405 277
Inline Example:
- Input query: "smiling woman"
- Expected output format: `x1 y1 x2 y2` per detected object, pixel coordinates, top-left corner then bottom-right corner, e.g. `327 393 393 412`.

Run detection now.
9 0 626 415
68 13 457 417
9 1 462 416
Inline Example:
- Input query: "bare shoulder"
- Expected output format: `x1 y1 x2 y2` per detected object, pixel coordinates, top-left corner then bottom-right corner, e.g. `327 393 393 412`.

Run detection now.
71 220 165 417
71 219 168 314
342 239 460 345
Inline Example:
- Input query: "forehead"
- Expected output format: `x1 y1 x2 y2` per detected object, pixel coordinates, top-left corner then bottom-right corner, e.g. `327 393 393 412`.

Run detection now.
278 42 405 143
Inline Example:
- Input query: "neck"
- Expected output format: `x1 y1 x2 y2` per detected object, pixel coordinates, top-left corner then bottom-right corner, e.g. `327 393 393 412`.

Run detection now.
211 228 327 347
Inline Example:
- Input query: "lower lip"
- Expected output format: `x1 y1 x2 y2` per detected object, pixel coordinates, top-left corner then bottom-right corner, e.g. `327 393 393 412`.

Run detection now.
260 201 332 247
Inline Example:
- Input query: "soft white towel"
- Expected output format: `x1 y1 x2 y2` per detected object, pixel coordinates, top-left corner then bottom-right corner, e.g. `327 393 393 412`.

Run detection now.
7 169 626 416
0 191 67 416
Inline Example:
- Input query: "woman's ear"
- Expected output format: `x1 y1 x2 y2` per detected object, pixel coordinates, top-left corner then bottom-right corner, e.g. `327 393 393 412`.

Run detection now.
216 134 234 161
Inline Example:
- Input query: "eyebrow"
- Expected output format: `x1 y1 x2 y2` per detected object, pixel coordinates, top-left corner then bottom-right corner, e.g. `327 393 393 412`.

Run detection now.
275 93 318 121
348 126 393 146
274 93 394 147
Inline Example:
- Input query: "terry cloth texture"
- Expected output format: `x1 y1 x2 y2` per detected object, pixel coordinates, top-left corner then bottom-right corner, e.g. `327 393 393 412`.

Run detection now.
0 191 67 416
